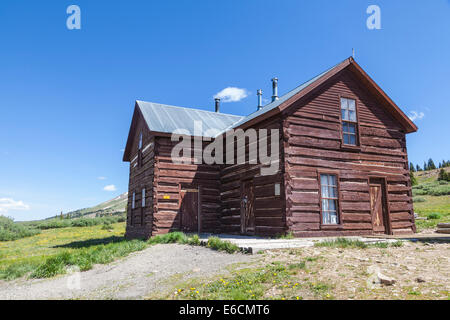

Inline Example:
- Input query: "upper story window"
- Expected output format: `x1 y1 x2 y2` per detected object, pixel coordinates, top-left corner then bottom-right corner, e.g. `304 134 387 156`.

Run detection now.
138 131 143 150
142 188 146 207
320 174 339 225
340 97 358 146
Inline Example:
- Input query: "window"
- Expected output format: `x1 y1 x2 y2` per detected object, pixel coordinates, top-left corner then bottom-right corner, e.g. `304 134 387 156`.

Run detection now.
132 192 136 209
340 98 358 146
320 174 339 225
138 131 143 150
142 188 146 207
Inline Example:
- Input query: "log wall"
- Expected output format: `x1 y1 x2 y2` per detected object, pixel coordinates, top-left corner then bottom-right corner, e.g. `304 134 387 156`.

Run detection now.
282 69 415 236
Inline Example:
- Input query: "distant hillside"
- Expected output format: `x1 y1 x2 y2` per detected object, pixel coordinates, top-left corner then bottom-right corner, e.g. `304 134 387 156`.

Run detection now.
415 167 450 184
62 192 128 219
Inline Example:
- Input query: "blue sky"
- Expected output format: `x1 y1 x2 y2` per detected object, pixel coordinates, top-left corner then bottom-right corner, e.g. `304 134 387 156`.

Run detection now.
0 1 449 220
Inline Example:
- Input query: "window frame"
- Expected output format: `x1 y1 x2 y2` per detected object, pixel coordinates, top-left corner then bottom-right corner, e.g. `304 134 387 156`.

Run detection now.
317 170 343 229
338 95 361 150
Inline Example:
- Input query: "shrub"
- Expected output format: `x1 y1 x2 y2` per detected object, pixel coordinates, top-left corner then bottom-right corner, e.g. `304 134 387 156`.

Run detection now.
427 213 442 220
0 216 40 241
206 237 240 253
413 197 426 203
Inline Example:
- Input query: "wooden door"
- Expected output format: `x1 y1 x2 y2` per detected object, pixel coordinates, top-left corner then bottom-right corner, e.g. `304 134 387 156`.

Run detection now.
369 180 388 234
240 180 255 235
180 189 198 233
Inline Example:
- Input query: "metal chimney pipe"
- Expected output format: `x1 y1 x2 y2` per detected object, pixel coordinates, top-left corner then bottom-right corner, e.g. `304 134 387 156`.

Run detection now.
257 89 263 110
271 77 279 102
215 98 220 113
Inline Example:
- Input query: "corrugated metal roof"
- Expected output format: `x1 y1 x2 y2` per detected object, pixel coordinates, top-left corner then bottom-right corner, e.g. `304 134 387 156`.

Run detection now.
137 101 245 138
137 60 344 137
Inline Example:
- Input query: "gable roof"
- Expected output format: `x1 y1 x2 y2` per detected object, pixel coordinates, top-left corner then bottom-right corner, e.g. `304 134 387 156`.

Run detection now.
123 57 417 161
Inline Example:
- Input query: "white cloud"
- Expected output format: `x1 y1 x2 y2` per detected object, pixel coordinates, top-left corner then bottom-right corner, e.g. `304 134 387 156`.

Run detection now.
98 176 107 180
214 87 249 103
408 111 425 121
0 198 30 214
103 185 117 192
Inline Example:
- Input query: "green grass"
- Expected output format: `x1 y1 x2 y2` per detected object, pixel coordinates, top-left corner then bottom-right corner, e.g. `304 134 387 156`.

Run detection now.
172 262 308 300
0 227 241 281
20 215 126 231
314 238 403 249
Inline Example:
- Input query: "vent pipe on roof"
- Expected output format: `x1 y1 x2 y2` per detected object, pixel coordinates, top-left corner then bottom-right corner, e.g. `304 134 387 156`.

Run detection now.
271 77 279 102
215 98 220 113
257 89 263 110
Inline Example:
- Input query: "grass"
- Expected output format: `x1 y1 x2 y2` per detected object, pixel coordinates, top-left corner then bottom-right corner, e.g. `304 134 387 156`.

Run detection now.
171 261 312 300
314 238 403 249
0 227 242 281
20 215 126 230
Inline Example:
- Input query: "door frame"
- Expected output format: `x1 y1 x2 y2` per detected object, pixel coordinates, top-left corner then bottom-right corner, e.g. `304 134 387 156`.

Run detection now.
179 184 201 234
368 176 392 235
240 178 255 235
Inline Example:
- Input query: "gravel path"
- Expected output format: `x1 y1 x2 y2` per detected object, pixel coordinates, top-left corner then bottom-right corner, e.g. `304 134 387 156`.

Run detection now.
0 244 255 300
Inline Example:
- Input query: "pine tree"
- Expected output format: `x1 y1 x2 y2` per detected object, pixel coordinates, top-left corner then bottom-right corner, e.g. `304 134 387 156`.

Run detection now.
409 162 415 172
438 168 447 181
427 158 436 170
410 171 418 186
423 161 428 171
416 164 421 172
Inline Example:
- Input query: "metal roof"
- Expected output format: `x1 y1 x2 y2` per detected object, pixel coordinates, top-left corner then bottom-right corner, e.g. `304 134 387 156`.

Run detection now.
137 62 342 138
136 101 244 138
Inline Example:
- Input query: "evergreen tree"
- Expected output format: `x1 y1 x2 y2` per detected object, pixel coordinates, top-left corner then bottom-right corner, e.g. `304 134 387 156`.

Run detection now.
423 161 428 171
409 162 415 172
416 164 421 172
410 171 418 186
438 168 448 181
427 158 436 170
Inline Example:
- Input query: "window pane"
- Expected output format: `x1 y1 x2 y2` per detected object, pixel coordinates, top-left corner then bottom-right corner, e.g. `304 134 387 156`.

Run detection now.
348 123 356 133
329 175 337 186
348 99 355 111
343 134 349 144
328 186 337 198
349 110 356 121
321 174 328 186
349 135 356 145
322 186 329 198
327 199 336 210
322 199 329 211
341 109 348 121
340 98 348 109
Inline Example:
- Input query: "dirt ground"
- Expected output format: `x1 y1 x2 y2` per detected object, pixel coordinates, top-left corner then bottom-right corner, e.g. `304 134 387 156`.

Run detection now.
0 240 448 300
257 240 449 300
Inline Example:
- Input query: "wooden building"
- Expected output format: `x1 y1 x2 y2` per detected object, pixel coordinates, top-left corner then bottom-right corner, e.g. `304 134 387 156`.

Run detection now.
122 57 417 239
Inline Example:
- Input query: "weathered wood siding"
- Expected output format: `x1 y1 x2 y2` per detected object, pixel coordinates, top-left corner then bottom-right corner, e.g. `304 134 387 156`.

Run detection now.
152 137 221 234
125 117 155 239
283 69 414 236
219 116 286 237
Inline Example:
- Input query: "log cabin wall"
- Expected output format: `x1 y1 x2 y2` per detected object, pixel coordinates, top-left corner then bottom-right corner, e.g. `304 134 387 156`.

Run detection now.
125 119 155 239
152 136 221 235
282 69 414 237
219 116 286 237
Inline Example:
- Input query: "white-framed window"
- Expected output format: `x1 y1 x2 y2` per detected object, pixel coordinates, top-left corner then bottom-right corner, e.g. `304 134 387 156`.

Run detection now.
132 192 136 209
138 131 143 150
340 98 358 146
142 188 146 207
320 174 339 225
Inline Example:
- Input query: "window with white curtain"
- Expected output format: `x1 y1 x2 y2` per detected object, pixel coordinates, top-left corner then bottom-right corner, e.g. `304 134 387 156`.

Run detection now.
341 98 358 146
142 188 146 207
132 192 136 209
320 174 339 224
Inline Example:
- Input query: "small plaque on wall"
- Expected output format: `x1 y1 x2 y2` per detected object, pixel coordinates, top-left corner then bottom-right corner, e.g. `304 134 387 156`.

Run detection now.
274 183 280 196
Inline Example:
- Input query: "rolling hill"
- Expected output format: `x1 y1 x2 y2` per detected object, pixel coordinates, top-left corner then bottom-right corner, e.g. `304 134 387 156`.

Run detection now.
63 192 128 219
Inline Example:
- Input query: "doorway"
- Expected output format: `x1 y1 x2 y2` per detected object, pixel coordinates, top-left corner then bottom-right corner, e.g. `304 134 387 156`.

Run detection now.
180 188 199 233
369 178 390 234
240 179 255 235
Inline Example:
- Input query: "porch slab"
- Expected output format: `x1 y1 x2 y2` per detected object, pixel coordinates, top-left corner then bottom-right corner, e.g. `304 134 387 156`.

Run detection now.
198 234 405 254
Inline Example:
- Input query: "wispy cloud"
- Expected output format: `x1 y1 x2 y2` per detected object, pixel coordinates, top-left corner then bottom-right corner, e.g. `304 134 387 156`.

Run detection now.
97 176 107 180
408 111 425 121
103 185 117 192
0 198 30 214
214 87 249 103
